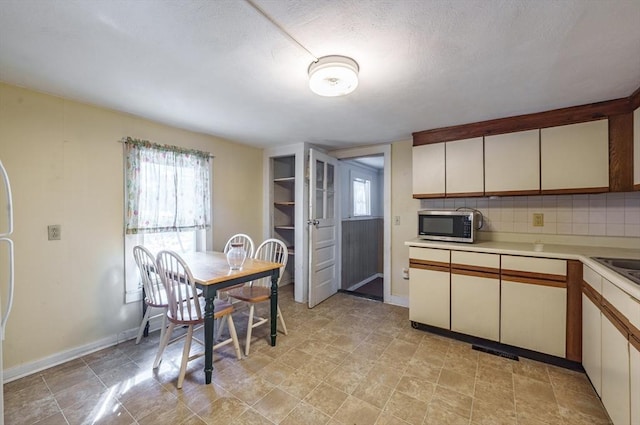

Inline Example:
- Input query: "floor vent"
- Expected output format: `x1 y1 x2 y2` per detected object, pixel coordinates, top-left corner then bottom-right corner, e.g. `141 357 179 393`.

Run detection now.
472 344 519 361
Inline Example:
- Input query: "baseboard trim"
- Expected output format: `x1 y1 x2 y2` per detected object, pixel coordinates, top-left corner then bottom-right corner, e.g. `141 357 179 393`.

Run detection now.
3 320 162 383
346 273 383 291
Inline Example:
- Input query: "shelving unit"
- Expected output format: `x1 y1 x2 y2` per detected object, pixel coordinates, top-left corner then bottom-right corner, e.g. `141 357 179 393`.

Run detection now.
271 156 296 285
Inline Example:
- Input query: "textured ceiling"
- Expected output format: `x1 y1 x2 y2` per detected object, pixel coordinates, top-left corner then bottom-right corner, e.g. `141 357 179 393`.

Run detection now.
1 0 639 150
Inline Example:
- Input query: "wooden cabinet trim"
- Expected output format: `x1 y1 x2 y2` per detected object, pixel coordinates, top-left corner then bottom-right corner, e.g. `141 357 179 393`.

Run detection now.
565 260 582 363
502 268 566 282
602 301 629 337
608 112 634 192
582 281 602 305
413 193 446 199
630 334 640 352
540 187 610 195
441 191 485 198
451 266 499 279
582 279 640 347
485 189 541 197
501 275 566 288
409 259 450 272
413 96 633 146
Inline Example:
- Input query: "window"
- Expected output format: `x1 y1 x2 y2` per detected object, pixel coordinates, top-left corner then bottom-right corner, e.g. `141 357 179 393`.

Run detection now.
353 177 371 216
123 137 211 302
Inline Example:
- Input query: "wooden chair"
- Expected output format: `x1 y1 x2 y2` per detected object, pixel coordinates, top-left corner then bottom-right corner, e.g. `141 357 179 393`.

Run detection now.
215 234 255 308
223 233 255 258
225 238 288 356
153 250 242 389
133 245 168 345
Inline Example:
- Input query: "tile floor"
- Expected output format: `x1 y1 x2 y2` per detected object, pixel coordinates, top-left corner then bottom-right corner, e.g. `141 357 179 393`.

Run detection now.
4 286 613 425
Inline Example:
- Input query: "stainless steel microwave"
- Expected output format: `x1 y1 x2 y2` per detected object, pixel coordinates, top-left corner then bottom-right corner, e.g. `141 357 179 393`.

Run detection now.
418 210 479 243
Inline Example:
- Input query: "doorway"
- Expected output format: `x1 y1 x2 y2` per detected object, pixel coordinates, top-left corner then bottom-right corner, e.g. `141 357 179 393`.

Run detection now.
331 145 390 302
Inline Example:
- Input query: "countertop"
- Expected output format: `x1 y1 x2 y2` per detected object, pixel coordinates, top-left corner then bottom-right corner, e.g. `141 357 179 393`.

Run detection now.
405 238 640 299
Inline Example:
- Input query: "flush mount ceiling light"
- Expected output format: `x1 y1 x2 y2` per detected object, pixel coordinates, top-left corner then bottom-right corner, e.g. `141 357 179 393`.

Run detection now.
308 55 359 97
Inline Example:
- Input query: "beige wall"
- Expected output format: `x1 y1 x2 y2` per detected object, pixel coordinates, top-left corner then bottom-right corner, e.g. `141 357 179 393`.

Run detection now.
390 140 421 299
0 83 263 373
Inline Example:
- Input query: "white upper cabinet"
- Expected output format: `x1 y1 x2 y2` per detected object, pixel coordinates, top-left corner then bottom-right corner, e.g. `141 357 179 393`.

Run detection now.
634 106 639 188
485 129 540 194
540 120 609 192
445 137 484 195
412 143 445 197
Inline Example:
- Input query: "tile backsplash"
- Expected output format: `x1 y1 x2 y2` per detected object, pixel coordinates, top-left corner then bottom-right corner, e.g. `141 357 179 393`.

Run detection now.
420 192 640 238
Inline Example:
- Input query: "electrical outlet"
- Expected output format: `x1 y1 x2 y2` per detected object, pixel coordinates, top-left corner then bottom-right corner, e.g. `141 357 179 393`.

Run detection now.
394 216 401 225
532 213 544 227
48 224 61 240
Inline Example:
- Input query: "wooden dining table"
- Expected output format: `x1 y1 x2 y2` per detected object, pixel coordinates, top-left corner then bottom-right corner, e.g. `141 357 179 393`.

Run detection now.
181 251 281 384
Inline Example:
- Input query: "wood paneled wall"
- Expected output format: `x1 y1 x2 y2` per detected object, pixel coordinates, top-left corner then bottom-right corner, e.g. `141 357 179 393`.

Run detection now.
341 218 383 289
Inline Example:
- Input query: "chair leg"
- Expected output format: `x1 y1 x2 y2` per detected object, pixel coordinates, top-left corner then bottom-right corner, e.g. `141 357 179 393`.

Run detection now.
277 305 288 335
245 304 255 356
135 306 152 344
226 314 242 360
153 322 175 369
177 325 194 389
216 315 227 340
157 310 168 347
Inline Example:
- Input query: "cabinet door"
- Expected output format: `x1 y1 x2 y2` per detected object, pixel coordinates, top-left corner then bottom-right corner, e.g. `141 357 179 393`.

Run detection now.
582 293 602 396
485 129 540 195
601 312 630 425
631 338 640 425
409 247 450 329
540 120 609 192
451 273 500 340
501 281 567 357
409 267 450 329
634 107 640 188
445 137 484 196
412 143 445 197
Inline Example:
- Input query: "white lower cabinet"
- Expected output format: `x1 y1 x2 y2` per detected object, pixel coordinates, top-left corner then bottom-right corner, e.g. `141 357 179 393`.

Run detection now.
409 267 450 329
631 340 640 425
582 293 602 396
409 247 450 329
500 280 567 357
601 312 630 425
451 272 500 340
450 251 500 340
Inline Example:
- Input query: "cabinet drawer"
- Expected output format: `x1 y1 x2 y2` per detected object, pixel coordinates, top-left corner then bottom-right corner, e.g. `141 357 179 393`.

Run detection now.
502 255 566 279
451 250 499 269
409 247 450 264
583 264 603 294
603 278 635 321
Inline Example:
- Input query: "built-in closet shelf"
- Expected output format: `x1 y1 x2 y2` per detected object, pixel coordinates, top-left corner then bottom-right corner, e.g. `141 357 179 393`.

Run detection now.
271 154 297 287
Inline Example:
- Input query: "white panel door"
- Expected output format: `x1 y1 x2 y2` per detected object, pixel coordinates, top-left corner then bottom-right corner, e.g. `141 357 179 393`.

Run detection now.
308 149 338 308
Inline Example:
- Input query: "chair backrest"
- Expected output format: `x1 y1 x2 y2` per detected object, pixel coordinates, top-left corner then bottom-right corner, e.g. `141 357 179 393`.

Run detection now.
253 238 288 287
224 234 255 258
133 245 167 307
156 250 202 322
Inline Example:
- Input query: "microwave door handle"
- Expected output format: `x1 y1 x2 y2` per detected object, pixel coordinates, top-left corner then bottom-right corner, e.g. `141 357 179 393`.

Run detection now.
0 237 14 340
